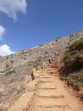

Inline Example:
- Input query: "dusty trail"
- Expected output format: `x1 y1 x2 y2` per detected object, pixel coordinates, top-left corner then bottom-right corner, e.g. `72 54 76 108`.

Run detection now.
29 68 83 111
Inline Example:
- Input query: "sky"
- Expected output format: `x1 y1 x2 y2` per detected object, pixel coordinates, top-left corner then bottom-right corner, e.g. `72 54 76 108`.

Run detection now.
0 0 83 56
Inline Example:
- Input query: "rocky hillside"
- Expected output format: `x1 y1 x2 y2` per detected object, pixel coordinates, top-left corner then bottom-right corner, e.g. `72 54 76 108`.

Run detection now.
0 30 83 110
0 30 83 72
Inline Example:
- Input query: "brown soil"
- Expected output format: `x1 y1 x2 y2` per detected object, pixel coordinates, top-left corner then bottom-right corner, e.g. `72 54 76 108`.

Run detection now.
7 66 83 111
29 67 83 111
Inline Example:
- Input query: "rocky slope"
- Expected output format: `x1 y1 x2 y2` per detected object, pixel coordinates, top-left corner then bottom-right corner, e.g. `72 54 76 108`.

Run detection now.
0 30 83 110
0 30 83 72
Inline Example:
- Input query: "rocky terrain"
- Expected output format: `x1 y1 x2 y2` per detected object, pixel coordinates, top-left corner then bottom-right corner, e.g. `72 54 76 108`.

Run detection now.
0 30 83 72
0 64 32 110
0 30 83 111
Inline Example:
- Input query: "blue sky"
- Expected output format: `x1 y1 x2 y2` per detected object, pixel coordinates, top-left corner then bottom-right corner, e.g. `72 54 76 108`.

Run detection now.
0 0 83 56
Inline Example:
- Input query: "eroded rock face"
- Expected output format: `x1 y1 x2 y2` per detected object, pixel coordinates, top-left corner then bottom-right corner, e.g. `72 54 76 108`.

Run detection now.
0 30 83 71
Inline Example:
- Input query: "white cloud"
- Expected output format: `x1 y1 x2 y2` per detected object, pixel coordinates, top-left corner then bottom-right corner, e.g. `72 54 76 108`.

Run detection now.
0 0 27 21
0 25 5 40
0 44 15 56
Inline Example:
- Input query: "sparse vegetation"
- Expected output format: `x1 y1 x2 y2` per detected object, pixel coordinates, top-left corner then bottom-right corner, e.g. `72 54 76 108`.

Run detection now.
27 56 48 67
45 51 48 54
0 64 32 110
5 70 16 76
0 67 16 76
0 67 12 73
27 58 41 67
69 34 73 38
0 30 83 110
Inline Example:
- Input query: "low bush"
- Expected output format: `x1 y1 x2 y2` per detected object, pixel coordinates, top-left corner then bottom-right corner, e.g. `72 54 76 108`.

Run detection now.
59 37 83 90
5 70 16 76
63 38 83 72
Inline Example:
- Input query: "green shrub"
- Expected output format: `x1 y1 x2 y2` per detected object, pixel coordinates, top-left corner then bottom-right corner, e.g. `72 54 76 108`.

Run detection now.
27 59 41 67
5 70 16 76
60 38 83 90
69 38 83 51
63 38 83 71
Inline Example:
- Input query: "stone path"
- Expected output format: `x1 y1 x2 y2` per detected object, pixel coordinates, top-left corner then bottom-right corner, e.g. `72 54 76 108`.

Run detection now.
8 68 83 111
29 69 83 111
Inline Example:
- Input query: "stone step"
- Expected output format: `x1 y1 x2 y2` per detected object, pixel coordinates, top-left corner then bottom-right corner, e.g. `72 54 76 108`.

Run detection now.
30 106 64 111
36 89 64 98
32 97 68 107
38 83 57 89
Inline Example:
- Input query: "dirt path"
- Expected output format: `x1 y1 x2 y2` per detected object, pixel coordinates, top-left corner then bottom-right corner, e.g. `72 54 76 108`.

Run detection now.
29 68 83 111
